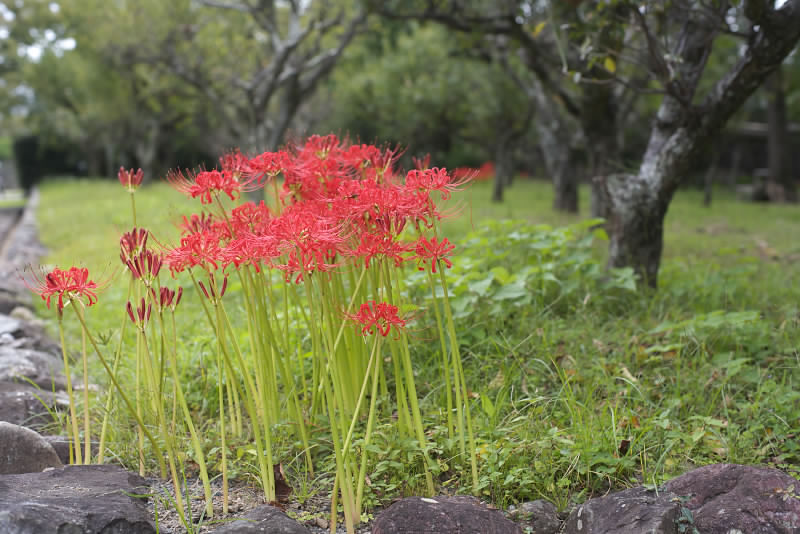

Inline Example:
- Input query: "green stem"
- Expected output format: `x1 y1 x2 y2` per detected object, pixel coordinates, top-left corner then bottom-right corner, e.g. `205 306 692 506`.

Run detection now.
57 315 81 464
70 302 167 477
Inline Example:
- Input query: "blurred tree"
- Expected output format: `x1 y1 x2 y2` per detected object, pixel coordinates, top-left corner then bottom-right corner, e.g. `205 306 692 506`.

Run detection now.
372 0 800 287
322 22 533 201
81 0 366 151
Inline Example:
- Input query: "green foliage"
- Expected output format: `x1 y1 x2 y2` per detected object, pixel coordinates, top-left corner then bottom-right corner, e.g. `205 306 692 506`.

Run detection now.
323 22 529 167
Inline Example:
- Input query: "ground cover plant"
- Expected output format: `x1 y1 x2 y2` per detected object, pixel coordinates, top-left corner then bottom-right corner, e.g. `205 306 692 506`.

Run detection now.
33 159 800 532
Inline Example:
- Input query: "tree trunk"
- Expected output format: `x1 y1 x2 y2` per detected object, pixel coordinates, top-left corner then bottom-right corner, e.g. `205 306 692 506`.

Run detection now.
603 172 671 287
603 0 800 288
703 150 719 207
492 137 513 203
534 86 580 213
767 66 795 202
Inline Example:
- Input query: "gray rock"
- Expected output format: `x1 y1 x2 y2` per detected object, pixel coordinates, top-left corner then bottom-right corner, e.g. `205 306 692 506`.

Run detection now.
373 495 523 534
664 463 800 534
0 421 62 474
210 504 310 533
0 314 21 336
512 499 561 534
0 346 66 390
562 486 681 534
43 436 100 466
0 380 67 429
0 464 154 533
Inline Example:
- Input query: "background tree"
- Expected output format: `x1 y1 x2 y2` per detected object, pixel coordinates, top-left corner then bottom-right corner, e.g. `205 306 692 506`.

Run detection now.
372 0 800 287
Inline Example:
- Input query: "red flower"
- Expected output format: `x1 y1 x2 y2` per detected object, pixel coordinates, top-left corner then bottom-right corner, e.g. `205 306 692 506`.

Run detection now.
164 230 225 273
23 266 101 312
167 168 258 204
126 297 152 328
118 167 144 192
348 231 409 269
346 300 406 337
125 249 163 284
411 236 455 273
248 151 291 183
120 228 149 265
404 167 469 201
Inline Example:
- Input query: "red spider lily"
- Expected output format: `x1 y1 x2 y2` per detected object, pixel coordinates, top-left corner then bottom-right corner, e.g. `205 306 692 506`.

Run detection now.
347 231 410 269
230 201 273 235
412 154 431 171
411 236 455 273
164 230 225 274
248 150 291 184
219 150 255 179
179 213 217 236
118 167 144 192
125 249 163 284
221 232 282 272
151 286 182 311
120 228 149 265
273 250 338 284
23 266 101 313
197 275 228 301
126 297 152 327
167 168 259 204
404 167 470 201
345 300 406 337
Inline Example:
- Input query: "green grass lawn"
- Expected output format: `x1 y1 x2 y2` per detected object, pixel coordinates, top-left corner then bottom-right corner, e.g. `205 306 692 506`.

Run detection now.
34 176 800 518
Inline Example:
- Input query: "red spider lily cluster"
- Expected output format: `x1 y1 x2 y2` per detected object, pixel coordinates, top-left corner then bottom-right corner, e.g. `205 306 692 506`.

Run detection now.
163 135 466 290
24 266 101 313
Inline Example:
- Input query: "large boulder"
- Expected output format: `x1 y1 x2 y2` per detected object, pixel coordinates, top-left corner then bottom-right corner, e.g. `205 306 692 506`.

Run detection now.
664 463 800 534
372 495 523 534
510 499 562 534
0 346 66 390
562 486 682 534
209 504 310 533
0 381 67 429
0 464 155 534
0 421 62 474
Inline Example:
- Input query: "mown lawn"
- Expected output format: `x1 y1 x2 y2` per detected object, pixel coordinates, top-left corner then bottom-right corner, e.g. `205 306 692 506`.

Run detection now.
35 176 800 515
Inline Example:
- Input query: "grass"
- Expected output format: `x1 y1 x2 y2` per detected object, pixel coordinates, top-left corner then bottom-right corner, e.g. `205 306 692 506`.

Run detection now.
34 176 800 520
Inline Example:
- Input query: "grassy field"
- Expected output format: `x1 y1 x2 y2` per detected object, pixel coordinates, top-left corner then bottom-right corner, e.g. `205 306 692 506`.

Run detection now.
34 176 800 520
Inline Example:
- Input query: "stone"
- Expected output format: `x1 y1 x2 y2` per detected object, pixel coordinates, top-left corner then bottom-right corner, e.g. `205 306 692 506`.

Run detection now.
0 380 67 429
372 495 523 534
0 464 154 533
43 436 100 466
0 345 66 390
511 499 561 534
0 421 62 474
664 463 800 534
0 314 21 336
562 486 681 534
209 504 310 533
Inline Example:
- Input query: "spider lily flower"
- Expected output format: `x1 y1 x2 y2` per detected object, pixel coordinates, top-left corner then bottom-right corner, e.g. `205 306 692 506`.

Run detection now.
23 266 102 313
126 298 152 328
345 300 407 337
411 236 455 273
120 228 149 265
167 168 260 204
118 167 144 192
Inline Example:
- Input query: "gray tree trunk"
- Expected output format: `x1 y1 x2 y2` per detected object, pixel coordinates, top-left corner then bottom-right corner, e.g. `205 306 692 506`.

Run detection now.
603 0 800 287
767 66 795 202
492 134 514 203
534 87 580 213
